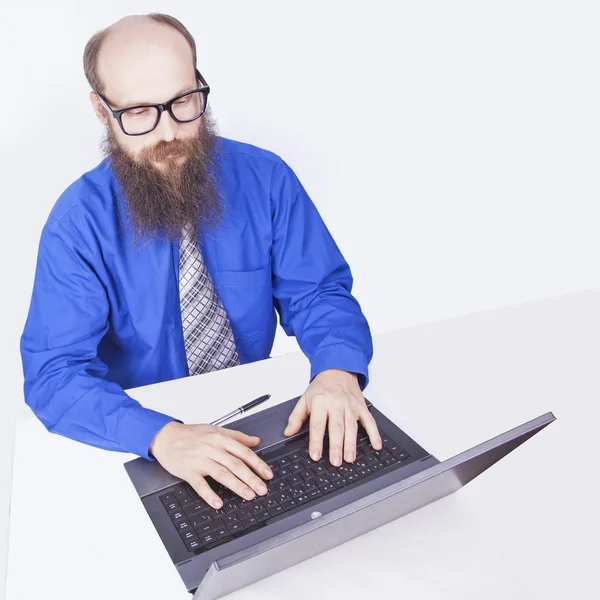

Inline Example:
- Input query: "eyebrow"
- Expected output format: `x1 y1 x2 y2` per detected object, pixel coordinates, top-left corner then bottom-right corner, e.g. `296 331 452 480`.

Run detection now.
119 83 197 109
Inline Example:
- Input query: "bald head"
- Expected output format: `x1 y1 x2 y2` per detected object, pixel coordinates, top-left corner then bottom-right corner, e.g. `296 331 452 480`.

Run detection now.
97 16 195 107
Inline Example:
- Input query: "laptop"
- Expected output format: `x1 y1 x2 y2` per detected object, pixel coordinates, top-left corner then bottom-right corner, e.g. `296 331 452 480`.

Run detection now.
124 396 555 599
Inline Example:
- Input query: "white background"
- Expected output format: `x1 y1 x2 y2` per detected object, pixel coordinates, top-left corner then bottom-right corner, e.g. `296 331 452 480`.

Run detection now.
0 1 598 597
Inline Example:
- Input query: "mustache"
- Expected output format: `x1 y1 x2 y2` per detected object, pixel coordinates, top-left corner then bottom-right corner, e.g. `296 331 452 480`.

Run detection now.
139 136 199 163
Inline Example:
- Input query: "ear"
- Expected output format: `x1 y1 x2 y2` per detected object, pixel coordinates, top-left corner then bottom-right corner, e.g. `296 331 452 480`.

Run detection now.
89 91 109 126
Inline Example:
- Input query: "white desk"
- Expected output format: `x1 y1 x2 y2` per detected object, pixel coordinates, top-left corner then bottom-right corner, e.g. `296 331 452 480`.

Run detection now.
6 290 599 600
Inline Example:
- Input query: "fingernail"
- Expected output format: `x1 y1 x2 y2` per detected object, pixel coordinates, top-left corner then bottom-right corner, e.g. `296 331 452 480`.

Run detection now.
310 450 319 461
264 468 273 479
244 489 255 500
333 452 342 466
212 499 222 509
258 482 268 494
345 453 354 463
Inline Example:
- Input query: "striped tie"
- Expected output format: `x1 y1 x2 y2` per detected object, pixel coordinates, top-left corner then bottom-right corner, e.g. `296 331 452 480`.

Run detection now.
178 223 240 374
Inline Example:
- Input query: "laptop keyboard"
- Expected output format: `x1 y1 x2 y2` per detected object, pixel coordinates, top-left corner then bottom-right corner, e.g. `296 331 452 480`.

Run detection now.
158 428 410 554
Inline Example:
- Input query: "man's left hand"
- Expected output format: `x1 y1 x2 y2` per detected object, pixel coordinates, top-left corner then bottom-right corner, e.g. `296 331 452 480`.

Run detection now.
283 368 382 466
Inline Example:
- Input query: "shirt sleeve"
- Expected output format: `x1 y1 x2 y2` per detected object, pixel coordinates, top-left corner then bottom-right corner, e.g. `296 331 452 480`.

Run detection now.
19 217 176 459
270 160 373 390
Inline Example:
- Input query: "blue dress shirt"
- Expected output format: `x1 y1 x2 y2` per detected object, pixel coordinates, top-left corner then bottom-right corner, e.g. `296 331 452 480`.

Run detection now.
20 137 373 460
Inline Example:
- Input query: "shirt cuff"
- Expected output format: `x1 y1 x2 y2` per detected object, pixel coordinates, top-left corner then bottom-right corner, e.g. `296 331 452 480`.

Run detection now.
310 344 370 391
117 404 179 460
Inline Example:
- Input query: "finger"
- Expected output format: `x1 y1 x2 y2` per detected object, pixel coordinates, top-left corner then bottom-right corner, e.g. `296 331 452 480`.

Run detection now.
343 414 358 463
225 438 273 480
284 395 309 436
327 409 345 467
219 450 269 496
205 459 257 502
221 427 261 447
188 473 223 510
309 404 328 461
359 408 382 450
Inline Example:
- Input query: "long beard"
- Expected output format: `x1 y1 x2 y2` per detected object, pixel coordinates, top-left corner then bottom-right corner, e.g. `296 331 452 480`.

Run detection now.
101 108 223 247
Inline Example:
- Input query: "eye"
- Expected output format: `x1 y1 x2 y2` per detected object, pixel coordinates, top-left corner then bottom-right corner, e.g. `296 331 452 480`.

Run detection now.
174 96 190 106
129 107 151 117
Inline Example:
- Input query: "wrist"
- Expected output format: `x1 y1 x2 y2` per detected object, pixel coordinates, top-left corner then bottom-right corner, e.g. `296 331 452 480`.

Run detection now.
149 420 180 459
313 369 358 384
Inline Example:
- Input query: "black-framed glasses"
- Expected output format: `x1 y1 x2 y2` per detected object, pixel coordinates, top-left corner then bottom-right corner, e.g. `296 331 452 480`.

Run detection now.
96 68 210 136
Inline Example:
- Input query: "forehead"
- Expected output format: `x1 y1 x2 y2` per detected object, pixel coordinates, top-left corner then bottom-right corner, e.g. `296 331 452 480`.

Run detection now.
98 24 196 107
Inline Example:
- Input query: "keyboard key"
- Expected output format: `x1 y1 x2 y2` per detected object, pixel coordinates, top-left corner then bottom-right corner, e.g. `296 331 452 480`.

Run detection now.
237 508 253 520
303 480 317 492
289 451 303 463
215 527 230 539
186 487 201 503
345 472 360 483
241 516 258 527
290 486 305 498
264 498 280 510
308 488 323 500
268 505 284 517
176 520 192 532
315 475 330 487
299 470 314 481
281 499 298 511
181 530 197 541
278 467 291 478
223 514 239 526
274 480 290 492
356 466 373 477
186 539 201 551
186 501 208 514
328 471 343 481
171 511 185 522
319 483 336 494
299 448 310 458
200 533 216 545
275 492 292 504
179 496 195 509
289 463 302 473
227 521 245 535
332 478 347 488
223 501 239 514
209 508 227 519
190 511 212 526
165 501 181 514
364 455 380 466
256 510 271 522
295 493 310 505
311 464 327 476
276 457 291 468
250 501 266 515
370 462 384 472
286 475 302 486
174 487 189 499
160 493 176 505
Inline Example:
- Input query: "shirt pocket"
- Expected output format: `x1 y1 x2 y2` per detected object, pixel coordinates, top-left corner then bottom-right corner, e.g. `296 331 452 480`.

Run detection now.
212 261 274 339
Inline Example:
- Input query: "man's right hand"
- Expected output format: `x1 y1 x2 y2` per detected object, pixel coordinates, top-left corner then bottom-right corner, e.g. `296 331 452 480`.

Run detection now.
149 421 273 509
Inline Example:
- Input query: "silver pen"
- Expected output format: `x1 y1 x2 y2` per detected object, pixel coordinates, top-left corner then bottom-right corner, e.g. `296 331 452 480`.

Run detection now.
210 394 271 426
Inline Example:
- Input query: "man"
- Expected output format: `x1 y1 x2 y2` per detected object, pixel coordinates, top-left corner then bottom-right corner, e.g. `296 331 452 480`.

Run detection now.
20 13 380 511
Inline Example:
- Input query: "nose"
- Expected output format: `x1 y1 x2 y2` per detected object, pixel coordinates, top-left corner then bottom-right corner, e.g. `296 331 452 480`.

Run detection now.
155 108 178 142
